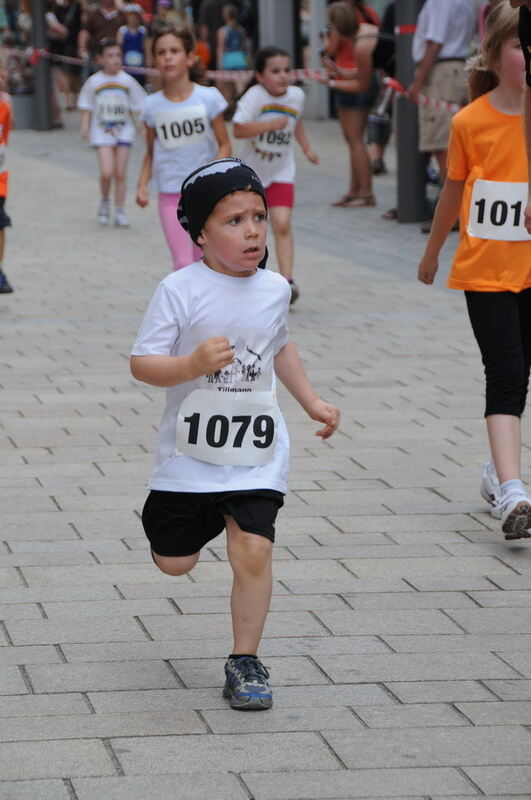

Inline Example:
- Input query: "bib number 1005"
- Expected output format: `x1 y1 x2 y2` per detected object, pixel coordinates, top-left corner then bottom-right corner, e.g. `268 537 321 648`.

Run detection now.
183 412 274 449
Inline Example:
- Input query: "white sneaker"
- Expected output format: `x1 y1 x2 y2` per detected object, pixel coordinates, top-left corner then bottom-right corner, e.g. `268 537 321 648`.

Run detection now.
500 490 531 540
97 198 110 225
480 460 502 519
114 209 129 228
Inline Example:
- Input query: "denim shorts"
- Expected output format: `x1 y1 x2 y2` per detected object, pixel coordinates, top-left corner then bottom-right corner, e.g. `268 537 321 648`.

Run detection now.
335 73 379 111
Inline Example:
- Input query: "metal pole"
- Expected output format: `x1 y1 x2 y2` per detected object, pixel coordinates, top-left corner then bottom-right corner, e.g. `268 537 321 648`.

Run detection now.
395 0 428 222
31 0 52 131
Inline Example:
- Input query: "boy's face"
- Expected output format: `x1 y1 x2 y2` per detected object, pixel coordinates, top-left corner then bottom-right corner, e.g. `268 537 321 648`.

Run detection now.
98 45 122 74
198 191 267 278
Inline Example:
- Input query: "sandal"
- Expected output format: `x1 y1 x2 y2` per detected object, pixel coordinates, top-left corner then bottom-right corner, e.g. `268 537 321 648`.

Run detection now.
382 207 397 220
343 194 376 208
330 194 356 207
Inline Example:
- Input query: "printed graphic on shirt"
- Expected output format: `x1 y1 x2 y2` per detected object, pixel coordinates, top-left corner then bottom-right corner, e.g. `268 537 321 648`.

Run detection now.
95 83 130 131
207 336 263 386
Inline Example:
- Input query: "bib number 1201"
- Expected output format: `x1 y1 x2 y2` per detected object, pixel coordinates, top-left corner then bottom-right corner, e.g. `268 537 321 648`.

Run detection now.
183 412 274 449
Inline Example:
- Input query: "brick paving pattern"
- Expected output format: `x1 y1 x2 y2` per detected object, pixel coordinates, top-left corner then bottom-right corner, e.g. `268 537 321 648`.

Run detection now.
0 112 530 798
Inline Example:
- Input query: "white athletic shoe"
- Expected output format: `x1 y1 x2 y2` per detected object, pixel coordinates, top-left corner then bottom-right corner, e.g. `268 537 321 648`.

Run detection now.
97 198 110 225
480 460 502 520
114 209 130 228
500 490 531 540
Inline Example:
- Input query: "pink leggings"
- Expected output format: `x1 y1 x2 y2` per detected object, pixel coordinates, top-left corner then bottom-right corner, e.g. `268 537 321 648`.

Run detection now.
158 192 202 271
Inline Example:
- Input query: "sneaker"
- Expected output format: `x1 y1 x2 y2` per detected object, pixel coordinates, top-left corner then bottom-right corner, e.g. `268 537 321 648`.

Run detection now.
480 460 502 519
288 280 299 305
114 209 130 228
500 490 531 540
223 655 272 710
97 198 110 225
0 268 13 293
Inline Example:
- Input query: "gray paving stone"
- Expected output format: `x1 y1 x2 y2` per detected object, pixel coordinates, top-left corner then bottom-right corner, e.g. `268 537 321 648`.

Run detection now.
386 681 497 703
280 578 413 594
0 645 62 666
72 774 249 800
482 680 531 700
202 705 364 734
0 780 70 799
445 607 531 634
322 726 531 769
1 711 206 742
314 608 463 636
405 576 496 591
0 586 119 603
110 732 341 774
341 556 515 578
0 568 24 589
382 633 531 653
343 591 476 610
5 617 148 645
241 767 475 799
26 660 180 693
0 668 29 695
0 693 89 718
456 700 531 725
41 598 175 619
314 652 517 683
0 739 115 780
464 766 531 796
467 590 531 607
355 703 468 729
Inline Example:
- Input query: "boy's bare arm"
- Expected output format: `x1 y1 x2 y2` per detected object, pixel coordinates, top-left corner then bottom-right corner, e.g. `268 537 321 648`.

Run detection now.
130 336 234 387
274 341 340 439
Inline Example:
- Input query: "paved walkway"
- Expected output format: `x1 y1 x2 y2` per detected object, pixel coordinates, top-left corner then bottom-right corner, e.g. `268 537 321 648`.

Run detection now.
0 110 530 800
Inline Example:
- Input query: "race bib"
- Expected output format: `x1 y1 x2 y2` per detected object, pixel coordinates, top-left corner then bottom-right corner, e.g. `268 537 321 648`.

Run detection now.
0 144 7 173
176 389 279 466
96 92 128 126
253 115 295 162
468 179 531 241
155 105 207 151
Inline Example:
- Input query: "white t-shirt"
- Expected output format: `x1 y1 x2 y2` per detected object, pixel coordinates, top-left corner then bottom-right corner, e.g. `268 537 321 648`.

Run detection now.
131 262 291 493
412 0 476 63
141 85 228 194
233 84 305 187
77 69 147 146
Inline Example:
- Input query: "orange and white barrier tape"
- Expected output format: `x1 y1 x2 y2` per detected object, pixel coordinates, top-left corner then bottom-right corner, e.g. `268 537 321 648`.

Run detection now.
384 76 462 114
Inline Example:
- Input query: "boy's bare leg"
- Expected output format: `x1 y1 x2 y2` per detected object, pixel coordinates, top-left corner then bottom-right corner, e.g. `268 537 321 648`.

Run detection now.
96 146 113 200
225 515 272 654
152 551 200 576
269 206 294 281
114 145 130 209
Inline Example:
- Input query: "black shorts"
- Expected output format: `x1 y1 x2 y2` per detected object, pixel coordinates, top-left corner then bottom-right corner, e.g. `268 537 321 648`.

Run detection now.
141 489 284 557
0 197 11 229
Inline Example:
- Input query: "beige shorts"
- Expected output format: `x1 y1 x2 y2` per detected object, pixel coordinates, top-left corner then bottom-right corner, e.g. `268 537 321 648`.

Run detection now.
418 60 468 153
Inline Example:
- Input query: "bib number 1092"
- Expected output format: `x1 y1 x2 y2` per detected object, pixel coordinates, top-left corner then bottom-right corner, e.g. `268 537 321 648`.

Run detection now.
183 412 274 449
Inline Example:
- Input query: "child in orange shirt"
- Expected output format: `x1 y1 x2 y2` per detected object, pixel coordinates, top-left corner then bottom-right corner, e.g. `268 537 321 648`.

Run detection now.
418 4 531 540
0 66 12 294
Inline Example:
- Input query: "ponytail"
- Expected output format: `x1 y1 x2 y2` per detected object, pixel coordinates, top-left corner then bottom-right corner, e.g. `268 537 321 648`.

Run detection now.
467 2 518 102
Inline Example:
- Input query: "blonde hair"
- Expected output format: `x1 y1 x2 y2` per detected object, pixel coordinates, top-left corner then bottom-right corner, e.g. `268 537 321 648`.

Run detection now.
468 2 519 101
327 1 359 38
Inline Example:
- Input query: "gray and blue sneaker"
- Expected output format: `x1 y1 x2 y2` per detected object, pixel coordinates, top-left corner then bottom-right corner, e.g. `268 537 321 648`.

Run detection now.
223 656 272 711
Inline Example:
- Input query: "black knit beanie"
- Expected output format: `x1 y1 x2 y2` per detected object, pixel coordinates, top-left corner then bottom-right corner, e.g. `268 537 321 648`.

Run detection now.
177 158 267 245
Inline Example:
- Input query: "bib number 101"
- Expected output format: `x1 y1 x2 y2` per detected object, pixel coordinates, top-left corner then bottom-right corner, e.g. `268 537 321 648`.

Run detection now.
183 412 275 449
474 198 522 228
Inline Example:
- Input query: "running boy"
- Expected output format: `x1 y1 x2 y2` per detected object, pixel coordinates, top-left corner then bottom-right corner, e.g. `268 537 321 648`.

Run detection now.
130 158 340 710
78 37 146 227
0 66 12 294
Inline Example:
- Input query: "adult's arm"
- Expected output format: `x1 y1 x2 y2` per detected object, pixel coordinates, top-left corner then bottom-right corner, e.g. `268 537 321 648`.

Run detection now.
408 40 442 103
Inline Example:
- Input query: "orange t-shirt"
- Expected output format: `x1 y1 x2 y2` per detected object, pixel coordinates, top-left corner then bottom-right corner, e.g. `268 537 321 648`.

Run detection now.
447 93 531 292
0 100 11 198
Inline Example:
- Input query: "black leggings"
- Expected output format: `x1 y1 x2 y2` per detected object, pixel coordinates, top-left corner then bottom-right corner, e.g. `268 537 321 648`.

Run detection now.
465 289 531 418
